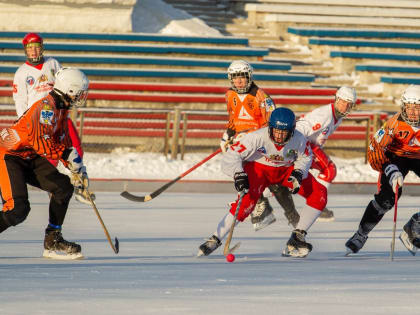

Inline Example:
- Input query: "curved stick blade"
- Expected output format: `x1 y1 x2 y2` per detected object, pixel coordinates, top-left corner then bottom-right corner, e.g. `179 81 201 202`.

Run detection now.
120 191 149 202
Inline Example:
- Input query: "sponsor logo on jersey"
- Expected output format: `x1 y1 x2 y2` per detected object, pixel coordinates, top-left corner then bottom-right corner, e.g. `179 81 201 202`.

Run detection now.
408 136 420 147
39 74 48 82
268 154 284 161
26 76 35 86
40 109 54 125
257 146 266 154
238 106 253 120
374 128 385 143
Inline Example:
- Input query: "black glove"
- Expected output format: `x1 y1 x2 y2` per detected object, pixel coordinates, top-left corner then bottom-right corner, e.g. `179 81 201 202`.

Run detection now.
234 171 249 193
288 170 303 194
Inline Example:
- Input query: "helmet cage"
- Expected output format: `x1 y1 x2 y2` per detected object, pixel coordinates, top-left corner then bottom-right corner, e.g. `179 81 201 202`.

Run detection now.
227 60 253 93
401 85 420 126
22 33 44 64
53 68 89 108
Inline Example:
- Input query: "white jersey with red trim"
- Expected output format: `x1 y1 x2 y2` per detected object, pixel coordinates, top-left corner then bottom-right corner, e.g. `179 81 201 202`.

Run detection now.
222 127 312 179
296 103 343 146
13 57 61 117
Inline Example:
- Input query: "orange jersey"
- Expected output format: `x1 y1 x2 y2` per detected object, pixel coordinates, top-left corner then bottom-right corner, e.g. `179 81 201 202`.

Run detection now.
0 94 72 161
225 82 275 134
368 113 420 171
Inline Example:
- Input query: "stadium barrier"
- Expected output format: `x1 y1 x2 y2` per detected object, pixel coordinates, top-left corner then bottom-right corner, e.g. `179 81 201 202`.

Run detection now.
0 105 386 160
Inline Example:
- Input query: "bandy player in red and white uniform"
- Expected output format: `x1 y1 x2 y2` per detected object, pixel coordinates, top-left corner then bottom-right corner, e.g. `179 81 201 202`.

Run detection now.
252 87 357 228
197 107 327 258
12 32 90 204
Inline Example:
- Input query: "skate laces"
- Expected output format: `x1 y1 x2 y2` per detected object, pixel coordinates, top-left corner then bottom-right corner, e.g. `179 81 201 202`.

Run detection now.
202 236 220 249
293 229 306 242
353 231 368 244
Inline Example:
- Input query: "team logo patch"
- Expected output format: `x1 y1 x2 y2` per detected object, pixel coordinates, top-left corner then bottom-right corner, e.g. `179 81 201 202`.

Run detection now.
26 76 35 85
257 146 267 154
264 98 275 111
374 128 385 143
42 103 52 110
321 127 329 135
40 109 54 125
286 149 297 159
39 74 48 82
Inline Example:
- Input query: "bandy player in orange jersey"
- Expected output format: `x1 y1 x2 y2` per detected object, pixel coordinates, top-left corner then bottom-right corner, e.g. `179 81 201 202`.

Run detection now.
345 85 420 255
0 68 90 259
13 33 91 205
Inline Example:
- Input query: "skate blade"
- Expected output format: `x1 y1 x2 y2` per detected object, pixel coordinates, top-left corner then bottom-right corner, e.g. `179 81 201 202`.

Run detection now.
399 231 417 256
282 247 309 258
344 247 355 257
42 250 84 260
253 216 276 231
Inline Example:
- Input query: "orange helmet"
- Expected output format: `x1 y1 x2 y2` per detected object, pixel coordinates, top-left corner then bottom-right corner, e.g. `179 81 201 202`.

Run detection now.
22 33 44 63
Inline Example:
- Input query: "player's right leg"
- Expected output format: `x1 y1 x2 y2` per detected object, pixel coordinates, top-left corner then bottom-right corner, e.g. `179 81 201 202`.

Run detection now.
345 181 399 254
30 156 82 259
197 162 266 256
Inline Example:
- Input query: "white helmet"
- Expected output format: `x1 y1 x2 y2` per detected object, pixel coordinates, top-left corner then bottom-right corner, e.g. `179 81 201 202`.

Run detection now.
54 67 89 107
335 86 357 116
227 60 253 93
401 84 420 126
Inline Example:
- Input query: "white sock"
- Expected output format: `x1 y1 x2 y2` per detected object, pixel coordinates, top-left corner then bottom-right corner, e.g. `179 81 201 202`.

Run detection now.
296 206 321 231
262 187 271 198
214 213 236 241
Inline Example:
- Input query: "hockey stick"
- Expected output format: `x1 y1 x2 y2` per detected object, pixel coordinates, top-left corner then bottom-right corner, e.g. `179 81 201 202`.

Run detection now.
75 174 119 254
120 148 222 202
223 190 246 256
390 184 399 261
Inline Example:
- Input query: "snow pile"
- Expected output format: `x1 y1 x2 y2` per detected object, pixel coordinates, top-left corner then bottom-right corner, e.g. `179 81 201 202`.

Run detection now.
79 149 419 183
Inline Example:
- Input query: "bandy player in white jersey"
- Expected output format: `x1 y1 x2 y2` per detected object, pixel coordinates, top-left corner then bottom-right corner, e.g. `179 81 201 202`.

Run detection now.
12 32 93 205
13 33 61 117
252 87 357 228
197 107 328 258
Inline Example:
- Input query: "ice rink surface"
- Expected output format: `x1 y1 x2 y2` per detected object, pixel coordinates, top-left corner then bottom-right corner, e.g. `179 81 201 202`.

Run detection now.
1 191 419 315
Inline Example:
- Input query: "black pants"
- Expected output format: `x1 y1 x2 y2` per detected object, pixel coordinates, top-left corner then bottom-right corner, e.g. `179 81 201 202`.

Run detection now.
0 154 73 233
358 154 420 235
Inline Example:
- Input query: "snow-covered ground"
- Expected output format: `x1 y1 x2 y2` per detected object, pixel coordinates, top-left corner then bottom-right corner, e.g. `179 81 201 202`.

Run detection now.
0 191 419 315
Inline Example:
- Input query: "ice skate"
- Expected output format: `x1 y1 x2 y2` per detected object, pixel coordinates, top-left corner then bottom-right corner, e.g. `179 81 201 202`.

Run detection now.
43 229 83 260
282 229 312 258
317 208 335 222
345 231 368 255
74 187 95 205
250 196 276 231
197 235 222 257
399 214 420 256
